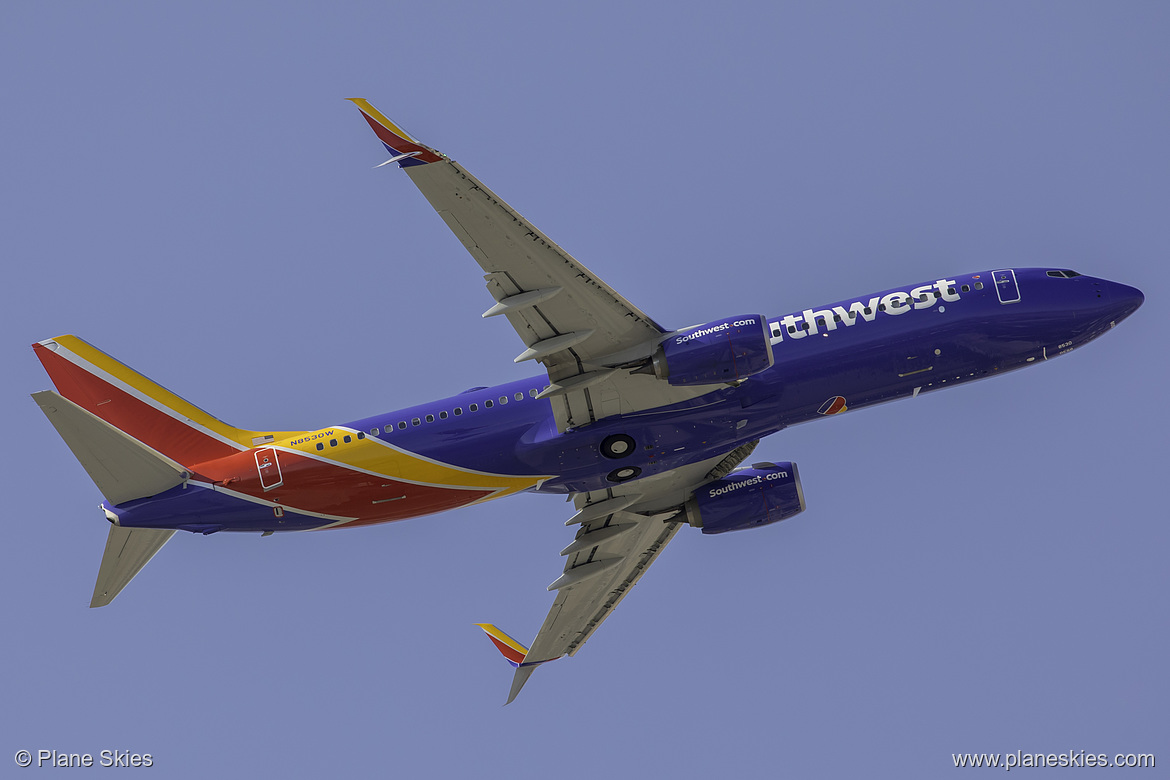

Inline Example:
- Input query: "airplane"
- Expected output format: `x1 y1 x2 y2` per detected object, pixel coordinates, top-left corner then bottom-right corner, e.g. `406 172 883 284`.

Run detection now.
31 98 1144 704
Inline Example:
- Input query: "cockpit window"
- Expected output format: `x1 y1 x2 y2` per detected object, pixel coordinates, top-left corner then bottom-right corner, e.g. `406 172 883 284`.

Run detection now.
1047 269 1083 278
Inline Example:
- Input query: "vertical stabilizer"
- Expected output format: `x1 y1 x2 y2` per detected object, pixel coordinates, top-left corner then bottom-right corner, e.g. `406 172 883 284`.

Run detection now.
32 335 298 468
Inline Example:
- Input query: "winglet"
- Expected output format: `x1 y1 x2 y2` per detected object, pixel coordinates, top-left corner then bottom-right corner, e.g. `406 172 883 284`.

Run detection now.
476 623 529 667
476 623 558 704
347 98 445 167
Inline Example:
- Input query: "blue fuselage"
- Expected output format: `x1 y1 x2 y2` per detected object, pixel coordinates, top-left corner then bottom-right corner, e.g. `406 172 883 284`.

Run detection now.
345 267 1143 495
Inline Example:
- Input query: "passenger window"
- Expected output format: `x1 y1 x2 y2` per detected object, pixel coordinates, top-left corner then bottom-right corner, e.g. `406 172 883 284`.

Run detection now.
500 396 508 404
863 307 872 314
947 286 956 295
398 421 407 430
357 432 365 440
343 435 352 443
370 427 379 435
934 291 941 298
974 282 984 290
787 325 796 334
454 407 463 416
529 389 538 397
439 411 448 420
833 314 841 322
961 284 970 293
515 392 523 401
802 322 810 331
485 400 493 408
330 439 337 447
412 418 421 426
425 414 435 423
877 304 885 311
772 327 782 337
470 403 478 412
316 443 324 451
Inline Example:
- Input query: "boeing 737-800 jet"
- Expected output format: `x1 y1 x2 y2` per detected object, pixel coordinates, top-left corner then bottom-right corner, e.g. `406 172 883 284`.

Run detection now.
32 99 1143 703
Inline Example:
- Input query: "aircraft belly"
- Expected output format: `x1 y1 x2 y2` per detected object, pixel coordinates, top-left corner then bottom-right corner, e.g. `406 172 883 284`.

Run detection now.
109 484 328 533
110 447 500 533
525 413 762 494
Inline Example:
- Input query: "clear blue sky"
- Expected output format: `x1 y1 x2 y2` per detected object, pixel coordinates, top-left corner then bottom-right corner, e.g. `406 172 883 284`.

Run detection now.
3 2 1166 777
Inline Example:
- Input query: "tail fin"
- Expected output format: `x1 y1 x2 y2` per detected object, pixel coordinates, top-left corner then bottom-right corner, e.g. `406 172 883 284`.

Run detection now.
32 335 295 469
476 623 553 704
33 336 300 608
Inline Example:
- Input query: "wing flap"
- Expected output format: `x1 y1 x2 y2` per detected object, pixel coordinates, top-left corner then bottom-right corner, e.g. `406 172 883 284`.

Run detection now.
528 516 682 663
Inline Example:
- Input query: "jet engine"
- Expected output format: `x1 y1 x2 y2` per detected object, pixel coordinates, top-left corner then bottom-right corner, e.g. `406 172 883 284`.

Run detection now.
685 462 805 534
649 315 773 386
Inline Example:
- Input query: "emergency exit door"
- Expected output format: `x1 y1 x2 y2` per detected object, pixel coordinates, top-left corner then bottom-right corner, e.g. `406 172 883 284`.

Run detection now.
254 447 283 491
993 269 1021 304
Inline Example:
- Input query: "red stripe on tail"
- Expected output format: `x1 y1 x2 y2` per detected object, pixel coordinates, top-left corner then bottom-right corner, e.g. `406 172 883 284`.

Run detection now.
34 343 240 467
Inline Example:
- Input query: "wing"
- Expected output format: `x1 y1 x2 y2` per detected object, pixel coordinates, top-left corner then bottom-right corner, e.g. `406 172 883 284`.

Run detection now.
479 441 759 703
349 99 712 430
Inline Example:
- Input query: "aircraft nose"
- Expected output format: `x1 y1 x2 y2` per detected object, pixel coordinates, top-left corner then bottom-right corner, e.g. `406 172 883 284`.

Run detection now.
1109 281 1144 321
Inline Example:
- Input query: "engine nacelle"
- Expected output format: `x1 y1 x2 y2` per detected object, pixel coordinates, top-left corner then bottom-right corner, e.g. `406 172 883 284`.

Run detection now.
685 462 805 535
651 315 773 386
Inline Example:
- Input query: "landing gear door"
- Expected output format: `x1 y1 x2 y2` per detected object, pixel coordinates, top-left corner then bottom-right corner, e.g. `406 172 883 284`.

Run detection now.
254 447 283 491
994 269 1021 304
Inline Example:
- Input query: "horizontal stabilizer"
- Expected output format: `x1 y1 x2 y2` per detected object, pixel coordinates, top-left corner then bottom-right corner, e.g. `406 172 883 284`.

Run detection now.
92 524 175 608
32 391 186 506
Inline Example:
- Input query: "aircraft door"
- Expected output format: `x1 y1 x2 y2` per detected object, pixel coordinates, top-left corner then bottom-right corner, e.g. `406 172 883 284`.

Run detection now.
254 447 283 491
993 269 1021 304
